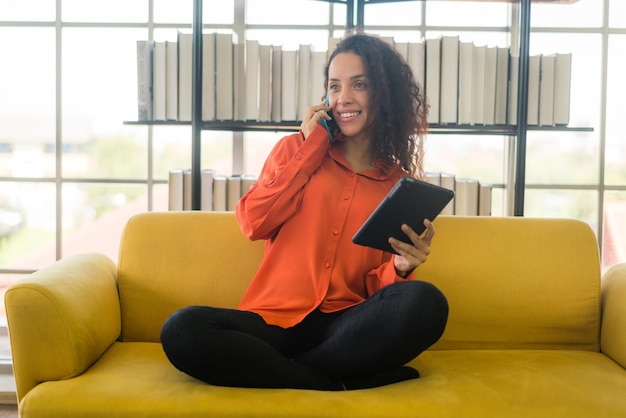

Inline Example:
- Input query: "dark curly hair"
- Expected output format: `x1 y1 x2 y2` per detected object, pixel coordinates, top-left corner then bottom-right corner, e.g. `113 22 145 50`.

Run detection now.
324 32 428 177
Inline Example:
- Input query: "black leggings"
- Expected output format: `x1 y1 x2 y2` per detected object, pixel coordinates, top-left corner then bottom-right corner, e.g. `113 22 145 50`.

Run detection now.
160 280 448 390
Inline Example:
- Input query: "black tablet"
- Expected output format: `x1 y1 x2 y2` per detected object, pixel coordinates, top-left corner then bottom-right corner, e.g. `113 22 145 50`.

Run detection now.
352 177 454 254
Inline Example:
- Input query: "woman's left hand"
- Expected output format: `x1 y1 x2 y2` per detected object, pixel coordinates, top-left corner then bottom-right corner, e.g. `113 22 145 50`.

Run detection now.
389 219 435 277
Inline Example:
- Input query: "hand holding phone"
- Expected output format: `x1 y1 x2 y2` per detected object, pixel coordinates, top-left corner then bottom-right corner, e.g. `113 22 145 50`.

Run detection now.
321 92 334 142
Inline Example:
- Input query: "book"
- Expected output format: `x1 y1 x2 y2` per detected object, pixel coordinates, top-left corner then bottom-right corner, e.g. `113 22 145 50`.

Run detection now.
310 50 327 105
424 172 441 186
327 36 341 60
136 40 154 121
554 52 572 126
472 45 486 125
215 33 233 120
454 178 479 216
233 42 246 121
508 53 519 125
495 46 510 125
483 46 497 125
245 39 260 121
202 32 216 121
281 49 298 121
440 173 455 215
212 175 227 211
227 175 242 211
183 169 192 210
425 37 441 124
440 35 460 125
168 169 183 211
395 41 409 62
258 44 272 122
297 44 312 122
177 32 193 122
527 54 542 125
153 41 167 121
539 53 556 126
479 182 492 216
201 169 214 211
407 40 425 90
458 41 474 125
165 40 178 120
241 174 257 195
271 45 282 122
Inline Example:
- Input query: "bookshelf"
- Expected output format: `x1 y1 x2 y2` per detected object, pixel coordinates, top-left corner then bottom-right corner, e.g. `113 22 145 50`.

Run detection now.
127 0 588 214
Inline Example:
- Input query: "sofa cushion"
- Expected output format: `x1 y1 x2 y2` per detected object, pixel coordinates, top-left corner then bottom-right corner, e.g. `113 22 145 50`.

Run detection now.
19 342 626 418
415 216 601 351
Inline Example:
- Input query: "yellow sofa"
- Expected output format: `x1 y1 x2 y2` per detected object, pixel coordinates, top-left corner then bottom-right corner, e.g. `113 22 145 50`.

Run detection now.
6 212 626 417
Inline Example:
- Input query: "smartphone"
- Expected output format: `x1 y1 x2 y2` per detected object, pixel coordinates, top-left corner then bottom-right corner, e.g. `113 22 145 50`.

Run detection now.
321 92 335 141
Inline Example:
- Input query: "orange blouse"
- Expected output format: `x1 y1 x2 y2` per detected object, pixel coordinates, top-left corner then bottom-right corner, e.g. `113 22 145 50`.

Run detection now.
235 125 413 328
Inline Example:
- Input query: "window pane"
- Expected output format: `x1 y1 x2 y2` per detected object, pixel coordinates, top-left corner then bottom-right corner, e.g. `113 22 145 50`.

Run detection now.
62 27 148 178
526 131 599 185
154 126 193 180
62 0 148 22
525 189 598 228
246 0 329 25
0 0 54 21
603 191 626 271
201 131 233 176
61 183 148 260
530 0 602 28
426 1 509 27
363 2 422 27
244 131 281 176
605 35 626 185
0 182 56 270
609 0 626 28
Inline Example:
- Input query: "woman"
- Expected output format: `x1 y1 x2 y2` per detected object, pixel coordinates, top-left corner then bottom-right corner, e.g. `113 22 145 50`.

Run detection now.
161 32 448 391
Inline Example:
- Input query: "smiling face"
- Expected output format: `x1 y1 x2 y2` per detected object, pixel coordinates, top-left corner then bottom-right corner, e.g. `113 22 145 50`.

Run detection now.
327 51 375 143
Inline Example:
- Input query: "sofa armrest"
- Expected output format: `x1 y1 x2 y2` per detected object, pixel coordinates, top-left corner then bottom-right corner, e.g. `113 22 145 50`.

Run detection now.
4 253 121 401
601 262 626 369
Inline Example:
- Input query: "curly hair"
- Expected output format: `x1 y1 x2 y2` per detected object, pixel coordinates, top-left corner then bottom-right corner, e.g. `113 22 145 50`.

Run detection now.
324 32 428 177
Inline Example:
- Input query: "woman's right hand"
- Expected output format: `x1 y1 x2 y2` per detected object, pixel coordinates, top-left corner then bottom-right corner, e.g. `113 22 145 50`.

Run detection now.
300 101 332 139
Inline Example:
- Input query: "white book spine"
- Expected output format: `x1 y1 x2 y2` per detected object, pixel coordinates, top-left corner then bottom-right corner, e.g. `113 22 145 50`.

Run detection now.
508 54 519 126
425 38 441 124
479 183 493 216
168 169 183 211
165 40 178 121
201 169 214 211
153 41 167 121
472 45 486 125
297 44 312 122
458 41 474 125
407 41 425 90
227 175 242 211
454 178 479 216
202 33 216 121
539 54 556 127
553 52 572 126
258 44 272 122
183 169 192 210
271 45 282 122
177 32 193 122
245 39 260 121
213 176 227 211
136 40 154 121
310 50 327 105
440 173 455 215
483 46 497 126
527 54 542 126
233 42 246 121
440 36 459 125
281 50 298 122
215 33 233 120
494 46 510 125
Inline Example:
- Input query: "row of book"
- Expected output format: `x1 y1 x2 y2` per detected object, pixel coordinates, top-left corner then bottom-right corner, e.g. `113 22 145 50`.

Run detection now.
168 169 257 212
167 168 492 216
137 33 571 127
419 36 572 127
424 172 492 217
